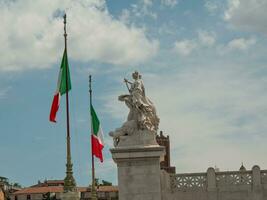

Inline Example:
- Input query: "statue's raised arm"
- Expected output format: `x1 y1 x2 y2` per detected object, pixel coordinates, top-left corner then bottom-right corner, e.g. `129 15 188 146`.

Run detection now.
109 71 160 147
123 78 132 93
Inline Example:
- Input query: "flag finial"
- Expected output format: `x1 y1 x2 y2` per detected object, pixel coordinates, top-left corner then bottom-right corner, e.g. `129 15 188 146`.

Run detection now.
64 13 66 24
63 13 67 40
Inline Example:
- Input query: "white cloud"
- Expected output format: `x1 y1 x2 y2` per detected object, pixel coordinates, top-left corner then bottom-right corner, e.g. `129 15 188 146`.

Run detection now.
173 30 216 56
173 40 197 56
161 0 178 8
0 86 11 99
204 0 219 14
119 9 131 24
173 33 255 59
224 0 267 35
198 30 216 46
224 0 240 20
217 37 256 55
143 0 153 6
130 1 157 19
0 0 159 71
227 37 256 50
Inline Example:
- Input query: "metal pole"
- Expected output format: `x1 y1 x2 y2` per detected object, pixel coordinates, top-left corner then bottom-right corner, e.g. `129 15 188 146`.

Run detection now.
89 75 98 200
63 13 76 192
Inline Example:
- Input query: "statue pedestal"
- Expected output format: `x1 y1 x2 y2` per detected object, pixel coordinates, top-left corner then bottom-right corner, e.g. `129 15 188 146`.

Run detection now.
111 142 165 200
59 191 80 200
117 130 158 147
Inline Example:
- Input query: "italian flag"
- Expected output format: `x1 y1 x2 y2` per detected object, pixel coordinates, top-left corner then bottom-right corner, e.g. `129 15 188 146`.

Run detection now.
91 104 104 162
49 49 71 123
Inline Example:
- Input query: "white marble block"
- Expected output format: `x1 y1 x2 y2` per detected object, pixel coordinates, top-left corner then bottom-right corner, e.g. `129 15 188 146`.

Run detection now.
111 145 165 200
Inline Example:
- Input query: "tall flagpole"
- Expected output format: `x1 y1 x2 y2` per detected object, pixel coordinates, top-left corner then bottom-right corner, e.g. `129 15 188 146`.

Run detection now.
63 13 76 192
89 75 98 200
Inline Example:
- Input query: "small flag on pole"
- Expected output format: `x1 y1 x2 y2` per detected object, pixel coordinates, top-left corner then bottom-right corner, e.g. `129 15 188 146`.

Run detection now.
49 49 71 122
90 104 104 162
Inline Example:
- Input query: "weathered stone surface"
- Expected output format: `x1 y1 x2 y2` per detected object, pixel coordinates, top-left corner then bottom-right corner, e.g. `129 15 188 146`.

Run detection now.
111 145 165 200
59 191 80 200
117 130 158 147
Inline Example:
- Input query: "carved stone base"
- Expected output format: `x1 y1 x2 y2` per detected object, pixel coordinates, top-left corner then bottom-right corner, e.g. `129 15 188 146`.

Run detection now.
117 130 158 147
110 145 165 200
59 191 80 200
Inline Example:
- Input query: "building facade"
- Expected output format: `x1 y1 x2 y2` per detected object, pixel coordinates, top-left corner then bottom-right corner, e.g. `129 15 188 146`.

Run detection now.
156 131 176 174
80 186 118 200
9 180 118 200
0 176 21 200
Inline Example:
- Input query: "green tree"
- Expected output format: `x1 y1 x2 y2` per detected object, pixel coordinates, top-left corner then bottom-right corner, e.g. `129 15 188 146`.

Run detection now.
12 183 22 188
101 180 112 186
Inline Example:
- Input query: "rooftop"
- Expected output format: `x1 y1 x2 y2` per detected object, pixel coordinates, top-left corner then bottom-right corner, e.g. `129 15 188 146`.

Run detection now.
13 185 118 195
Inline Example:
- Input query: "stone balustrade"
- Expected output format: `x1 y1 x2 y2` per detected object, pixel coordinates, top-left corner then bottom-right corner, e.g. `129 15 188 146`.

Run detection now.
261 170 267 185
170 172 207 191
170 166 264 191
165 166 266 200
170 166 267 199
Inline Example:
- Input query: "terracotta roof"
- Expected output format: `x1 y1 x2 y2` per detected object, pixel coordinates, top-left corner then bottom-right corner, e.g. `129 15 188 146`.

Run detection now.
31 180 65 188
45 180 64 184
13 186 118 195
13 186 64 194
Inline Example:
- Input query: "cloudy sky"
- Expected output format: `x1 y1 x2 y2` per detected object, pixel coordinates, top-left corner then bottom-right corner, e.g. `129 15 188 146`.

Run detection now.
1 0 267 187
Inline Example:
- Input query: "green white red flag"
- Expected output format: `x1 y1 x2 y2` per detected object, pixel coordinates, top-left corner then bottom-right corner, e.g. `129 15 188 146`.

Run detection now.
49 49 71 122
90 104 104 162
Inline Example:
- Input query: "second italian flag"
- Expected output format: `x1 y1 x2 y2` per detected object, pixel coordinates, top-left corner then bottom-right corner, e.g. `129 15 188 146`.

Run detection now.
91 104 104 162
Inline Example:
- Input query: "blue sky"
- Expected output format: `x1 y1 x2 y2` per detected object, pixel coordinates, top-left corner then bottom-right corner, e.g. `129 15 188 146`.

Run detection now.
1 0 267 187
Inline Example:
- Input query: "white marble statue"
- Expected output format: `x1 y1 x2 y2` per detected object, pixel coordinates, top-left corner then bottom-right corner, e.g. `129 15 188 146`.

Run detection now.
109 71 159 146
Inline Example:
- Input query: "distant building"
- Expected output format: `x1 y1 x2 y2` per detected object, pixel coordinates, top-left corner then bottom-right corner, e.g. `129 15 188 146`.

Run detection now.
80 186 118 200
156 131 176 173
9 180 118 200
0 176 21 200
0 177 9 192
